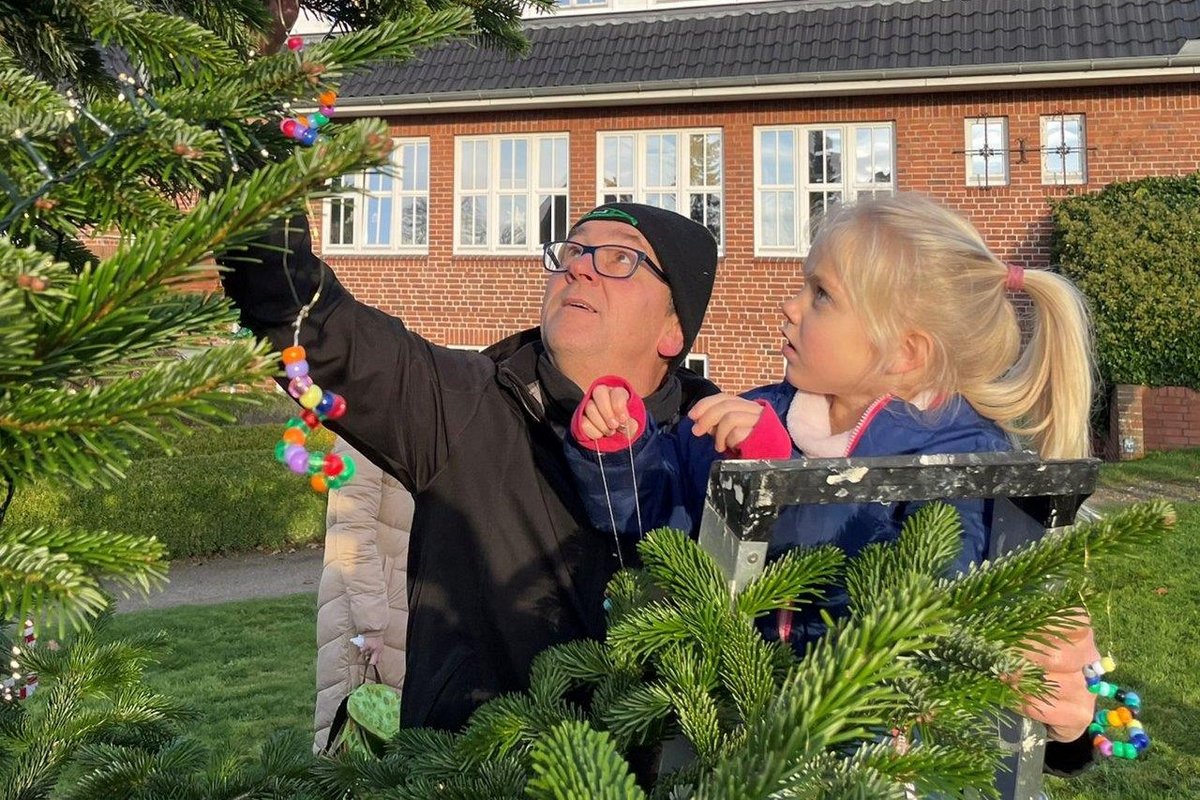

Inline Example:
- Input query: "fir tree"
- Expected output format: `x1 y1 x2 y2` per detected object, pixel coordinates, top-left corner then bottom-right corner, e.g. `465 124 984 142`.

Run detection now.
0 0 550 627
0 0 543 793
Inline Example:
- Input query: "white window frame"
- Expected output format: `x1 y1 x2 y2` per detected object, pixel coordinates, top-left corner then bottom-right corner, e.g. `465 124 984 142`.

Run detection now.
1041 113 1087 185
684 353 709 378
596 128 724 248
453 133 569 254
322 137 430 254
964 116 1009 187
753 122 896 256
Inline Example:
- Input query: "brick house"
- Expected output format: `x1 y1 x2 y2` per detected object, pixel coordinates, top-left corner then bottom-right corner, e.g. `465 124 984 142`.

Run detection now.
314 0 1200 397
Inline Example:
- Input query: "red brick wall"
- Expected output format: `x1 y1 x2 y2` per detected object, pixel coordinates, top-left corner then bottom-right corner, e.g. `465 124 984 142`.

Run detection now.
1144 386 1200 452
315 82 1200 394
1110 384 1200 459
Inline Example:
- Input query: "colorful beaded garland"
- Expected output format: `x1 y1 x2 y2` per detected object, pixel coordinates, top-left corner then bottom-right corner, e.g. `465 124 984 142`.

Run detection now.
275 344 354 493
1084 656 1149 760
277 37 337 147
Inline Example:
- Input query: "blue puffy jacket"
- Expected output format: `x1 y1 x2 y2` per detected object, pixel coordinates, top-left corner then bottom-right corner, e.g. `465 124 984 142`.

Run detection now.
564 381 1014 650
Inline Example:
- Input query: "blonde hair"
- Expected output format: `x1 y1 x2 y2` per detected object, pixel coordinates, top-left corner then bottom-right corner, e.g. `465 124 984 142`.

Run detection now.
807 193 1095 459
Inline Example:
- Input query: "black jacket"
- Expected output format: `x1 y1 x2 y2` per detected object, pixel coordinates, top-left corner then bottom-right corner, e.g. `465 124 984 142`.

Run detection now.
218 218 719 731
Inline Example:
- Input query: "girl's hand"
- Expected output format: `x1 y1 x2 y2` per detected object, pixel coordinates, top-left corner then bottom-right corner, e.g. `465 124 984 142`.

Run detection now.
688 393 767 453
358 635 385 667
579 384 640 440
1018 613 1100 742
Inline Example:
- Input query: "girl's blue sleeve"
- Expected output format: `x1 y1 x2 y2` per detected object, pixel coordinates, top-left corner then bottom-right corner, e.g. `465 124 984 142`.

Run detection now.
562 414 721 541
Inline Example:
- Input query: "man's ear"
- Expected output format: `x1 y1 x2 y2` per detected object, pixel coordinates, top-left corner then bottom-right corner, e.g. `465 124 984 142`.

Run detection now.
886 329 933 377
657 314 685 361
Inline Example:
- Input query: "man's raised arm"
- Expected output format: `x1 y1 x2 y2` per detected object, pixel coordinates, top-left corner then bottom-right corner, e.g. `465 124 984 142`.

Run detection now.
217 214 471 493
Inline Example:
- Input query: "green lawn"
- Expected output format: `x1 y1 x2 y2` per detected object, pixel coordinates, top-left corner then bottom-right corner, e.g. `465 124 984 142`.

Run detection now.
1045 500 1200 800
105 594 318 752
100 451 1200 798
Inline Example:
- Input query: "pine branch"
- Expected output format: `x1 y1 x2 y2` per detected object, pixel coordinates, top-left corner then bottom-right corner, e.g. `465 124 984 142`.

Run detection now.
303 8 476 79
947 502 1175 620
735 544 843 619
89 0 240 79
717 616 777 725
0 526 165 632
845 502 963 616
1 337 275 490
527 720 647 800
636 526 727 608
696 579 951 800
61 738 210 800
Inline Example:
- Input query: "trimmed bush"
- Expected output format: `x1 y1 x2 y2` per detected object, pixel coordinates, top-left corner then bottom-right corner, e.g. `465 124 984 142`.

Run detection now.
1051 174 1200 389
8 425 333 559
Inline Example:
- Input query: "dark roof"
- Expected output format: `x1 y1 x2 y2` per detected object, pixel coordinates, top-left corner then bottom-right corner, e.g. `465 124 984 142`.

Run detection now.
339 0 1200 103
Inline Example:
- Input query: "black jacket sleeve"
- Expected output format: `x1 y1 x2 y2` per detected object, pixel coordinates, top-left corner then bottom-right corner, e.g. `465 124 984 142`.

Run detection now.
217 214 491 493
1042 731 1095 778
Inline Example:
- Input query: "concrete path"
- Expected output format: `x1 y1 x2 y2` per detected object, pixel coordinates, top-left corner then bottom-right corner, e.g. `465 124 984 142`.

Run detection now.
113 547 325 612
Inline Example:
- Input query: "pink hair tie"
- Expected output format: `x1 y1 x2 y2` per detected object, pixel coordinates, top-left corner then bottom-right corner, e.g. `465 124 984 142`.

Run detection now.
1006 264 1026 292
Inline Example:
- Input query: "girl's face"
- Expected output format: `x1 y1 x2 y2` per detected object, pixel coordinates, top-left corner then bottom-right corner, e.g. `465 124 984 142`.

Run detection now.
780 257 891 409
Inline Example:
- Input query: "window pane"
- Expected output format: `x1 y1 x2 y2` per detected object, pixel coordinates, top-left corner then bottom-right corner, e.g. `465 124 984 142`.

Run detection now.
460 196 487 245
329 197 354 245
603 135 633 190
367 170 392 193
809 191 840 241
762 131 778 185
414 198 427 245
499 139 527 190
646 192 677 211
646 134 677 188
705 133 721 186
367 196 391 245
778 191 795 247
499 195 527 246
969 119 1007 182
855 127 893 185
416 143 429 191
401 145 417 191
704 193 721 241
690 134 705 185
809 130 825 183
401 197 427 246
539 193 569 243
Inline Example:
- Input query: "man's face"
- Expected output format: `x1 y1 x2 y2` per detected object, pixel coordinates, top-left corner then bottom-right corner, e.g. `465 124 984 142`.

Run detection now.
540 220 682 387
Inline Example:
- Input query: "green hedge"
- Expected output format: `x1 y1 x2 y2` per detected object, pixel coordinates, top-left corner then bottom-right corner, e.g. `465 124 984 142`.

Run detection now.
1051 173 1200 389
8 424 333 559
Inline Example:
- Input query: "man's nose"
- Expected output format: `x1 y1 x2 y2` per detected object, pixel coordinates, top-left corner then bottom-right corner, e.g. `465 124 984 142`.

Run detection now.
564 251 598 281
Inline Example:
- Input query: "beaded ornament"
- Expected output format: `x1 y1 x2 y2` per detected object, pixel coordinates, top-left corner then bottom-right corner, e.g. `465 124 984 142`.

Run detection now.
275 343 354 493
277 37 337 147
270 211 354 492
1084 655 1149 760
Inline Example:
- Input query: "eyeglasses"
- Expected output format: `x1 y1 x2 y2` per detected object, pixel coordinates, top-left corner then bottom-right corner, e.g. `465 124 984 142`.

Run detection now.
541 240 669 285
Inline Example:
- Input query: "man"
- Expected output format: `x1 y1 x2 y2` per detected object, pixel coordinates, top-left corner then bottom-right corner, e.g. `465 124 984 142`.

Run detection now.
219 203 719 730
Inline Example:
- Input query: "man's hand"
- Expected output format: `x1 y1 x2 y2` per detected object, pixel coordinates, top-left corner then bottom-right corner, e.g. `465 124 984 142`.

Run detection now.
1018 614 1101 742
578 384 640 440
358 635 384 667
688 393 767 454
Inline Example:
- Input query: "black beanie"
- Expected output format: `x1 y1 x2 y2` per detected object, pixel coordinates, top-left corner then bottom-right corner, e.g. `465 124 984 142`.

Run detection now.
572 202 718 364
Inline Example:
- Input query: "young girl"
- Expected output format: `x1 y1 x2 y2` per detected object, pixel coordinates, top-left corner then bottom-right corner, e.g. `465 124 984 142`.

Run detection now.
566 192 1099 747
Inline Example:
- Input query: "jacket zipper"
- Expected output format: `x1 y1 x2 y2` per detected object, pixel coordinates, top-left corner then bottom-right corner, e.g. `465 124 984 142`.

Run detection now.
843 394 893 456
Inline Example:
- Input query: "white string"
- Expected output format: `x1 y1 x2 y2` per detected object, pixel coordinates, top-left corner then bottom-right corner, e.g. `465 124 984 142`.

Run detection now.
625 430 643 536
592 446 624 571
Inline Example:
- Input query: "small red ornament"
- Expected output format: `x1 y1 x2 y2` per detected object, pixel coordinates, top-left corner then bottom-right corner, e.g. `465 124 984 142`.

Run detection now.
286 36 304 51
327 394 347 420
323 452 345 477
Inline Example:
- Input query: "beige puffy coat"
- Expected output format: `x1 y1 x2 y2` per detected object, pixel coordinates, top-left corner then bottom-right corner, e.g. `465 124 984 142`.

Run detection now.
313 437 414 752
